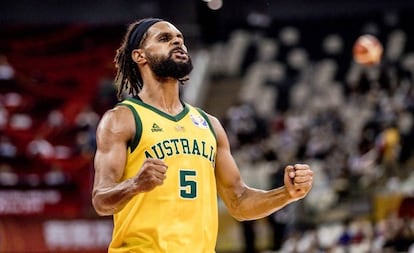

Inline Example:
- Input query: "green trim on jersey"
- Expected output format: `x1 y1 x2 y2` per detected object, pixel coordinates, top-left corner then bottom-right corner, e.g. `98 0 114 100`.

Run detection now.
119 98 216 154
125 97 189 122
117 102 142 152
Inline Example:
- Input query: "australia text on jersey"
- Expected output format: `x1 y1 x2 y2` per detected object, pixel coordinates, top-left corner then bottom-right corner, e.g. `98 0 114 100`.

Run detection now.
144 138 216 166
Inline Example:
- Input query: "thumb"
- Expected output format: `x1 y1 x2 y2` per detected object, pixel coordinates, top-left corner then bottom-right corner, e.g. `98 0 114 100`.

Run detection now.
284 165 296 186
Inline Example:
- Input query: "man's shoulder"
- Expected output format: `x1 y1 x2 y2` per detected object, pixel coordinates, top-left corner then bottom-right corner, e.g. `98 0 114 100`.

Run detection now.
101 105 135 126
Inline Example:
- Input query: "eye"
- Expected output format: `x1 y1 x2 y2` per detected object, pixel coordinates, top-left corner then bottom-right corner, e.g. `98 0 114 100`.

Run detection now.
159 34 171 42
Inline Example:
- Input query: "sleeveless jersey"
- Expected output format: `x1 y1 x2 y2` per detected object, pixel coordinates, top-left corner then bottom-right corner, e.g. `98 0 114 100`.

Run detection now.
109 97 218 253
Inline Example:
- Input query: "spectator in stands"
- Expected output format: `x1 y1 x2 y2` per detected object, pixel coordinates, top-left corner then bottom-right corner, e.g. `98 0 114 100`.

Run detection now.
0 163 18 186
95 75 118 115
0 106 8 130
223 101 267 148
382 212 414 251
0 136 17 158
74 106 99 157
0 54 14 81
47 110 65 129
75 130 95 158
26 134 55 160
376 120 401 179
75 106 99 131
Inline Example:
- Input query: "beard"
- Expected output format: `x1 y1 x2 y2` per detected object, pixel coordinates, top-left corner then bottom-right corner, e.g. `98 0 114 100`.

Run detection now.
146 50 193 80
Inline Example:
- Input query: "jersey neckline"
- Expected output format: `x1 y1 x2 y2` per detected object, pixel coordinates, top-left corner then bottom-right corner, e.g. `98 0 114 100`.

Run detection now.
125 96 189 122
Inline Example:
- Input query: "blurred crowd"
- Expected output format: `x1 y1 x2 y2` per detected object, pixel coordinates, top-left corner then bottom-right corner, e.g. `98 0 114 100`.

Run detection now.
209 11 414 253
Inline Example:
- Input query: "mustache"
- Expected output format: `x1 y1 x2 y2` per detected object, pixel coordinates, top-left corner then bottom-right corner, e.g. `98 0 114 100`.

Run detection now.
170 47 188 55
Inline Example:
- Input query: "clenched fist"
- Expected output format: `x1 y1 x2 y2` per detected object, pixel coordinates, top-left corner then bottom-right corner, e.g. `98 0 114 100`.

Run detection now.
284 164 313 201
133 158 168 193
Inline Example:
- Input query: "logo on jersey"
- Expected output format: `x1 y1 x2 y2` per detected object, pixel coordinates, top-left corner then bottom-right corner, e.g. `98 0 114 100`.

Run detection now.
190 114 208 129
151 123 163 132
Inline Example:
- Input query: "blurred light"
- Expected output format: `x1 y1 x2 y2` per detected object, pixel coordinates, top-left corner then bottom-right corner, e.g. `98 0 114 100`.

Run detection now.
323 34 344 55
207 0 222 10
279 26 300 46
247 12 271 28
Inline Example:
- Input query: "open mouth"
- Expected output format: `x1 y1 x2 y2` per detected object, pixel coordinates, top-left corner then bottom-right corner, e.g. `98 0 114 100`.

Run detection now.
171 48 188 60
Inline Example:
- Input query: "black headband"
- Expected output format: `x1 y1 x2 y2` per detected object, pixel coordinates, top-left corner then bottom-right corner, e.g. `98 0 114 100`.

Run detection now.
128 18 163 52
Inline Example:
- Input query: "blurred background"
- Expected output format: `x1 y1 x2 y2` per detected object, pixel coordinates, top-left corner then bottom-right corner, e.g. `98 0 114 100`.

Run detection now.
1 0 414 252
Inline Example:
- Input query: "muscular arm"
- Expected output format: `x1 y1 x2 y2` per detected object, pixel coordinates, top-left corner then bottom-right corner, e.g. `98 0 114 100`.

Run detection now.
210 115 313 221
92 106 137 216
92 106 167 216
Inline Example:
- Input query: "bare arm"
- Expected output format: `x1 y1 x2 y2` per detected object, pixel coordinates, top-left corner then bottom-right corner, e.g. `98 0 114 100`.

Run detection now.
92 106 168 216
210 115 313 221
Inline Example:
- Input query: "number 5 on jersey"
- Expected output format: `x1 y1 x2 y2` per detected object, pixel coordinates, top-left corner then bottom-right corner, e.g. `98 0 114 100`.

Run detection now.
179 170 197 199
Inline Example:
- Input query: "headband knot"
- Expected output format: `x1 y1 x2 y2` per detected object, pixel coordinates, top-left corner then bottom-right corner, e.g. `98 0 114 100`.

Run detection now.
128 18 163 52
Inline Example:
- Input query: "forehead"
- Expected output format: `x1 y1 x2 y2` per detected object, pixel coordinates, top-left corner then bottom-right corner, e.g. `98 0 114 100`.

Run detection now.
146 21 183 38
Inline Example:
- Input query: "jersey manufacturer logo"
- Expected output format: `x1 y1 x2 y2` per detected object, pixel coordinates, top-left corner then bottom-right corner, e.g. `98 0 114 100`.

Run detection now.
190 114 208 129
151 123 163 132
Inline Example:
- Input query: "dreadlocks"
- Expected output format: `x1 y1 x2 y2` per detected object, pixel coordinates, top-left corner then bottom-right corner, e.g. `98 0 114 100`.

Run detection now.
114 21 141 100
113 18 163 100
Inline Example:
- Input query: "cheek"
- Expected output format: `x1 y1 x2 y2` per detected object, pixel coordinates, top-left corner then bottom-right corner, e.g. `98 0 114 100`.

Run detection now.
147 44 169 54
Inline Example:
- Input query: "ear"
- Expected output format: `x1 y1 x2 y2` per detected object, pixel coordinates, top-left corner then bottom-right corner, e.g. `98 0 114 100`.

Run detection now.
131 49 146 64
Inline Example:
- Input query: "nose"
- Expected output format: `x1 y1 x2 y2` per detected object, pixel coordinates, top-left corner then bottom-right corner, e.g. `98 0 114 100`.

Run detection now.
171 36 183 47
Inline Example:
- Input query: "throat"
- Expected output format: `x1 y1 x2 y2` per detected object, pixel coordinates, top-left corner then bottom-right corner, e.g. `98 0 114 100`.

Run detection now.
162 104 184 116
135 95 184 116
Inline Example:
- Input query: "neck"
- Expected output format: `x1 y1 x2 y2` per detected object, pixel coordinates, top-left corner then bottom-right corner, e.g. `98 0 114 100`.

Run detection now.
138 79 183 115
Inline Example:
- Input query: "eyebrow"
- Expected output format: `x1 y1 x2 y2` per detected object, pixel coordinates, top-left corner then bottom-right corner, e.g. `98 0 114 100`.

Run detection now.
156 31 184 39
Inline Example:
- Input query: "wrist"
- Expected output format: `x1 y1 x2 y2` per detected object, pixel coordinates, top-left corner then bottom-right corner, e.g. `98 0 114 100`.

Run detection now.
282 185 297 204
127 177 142 195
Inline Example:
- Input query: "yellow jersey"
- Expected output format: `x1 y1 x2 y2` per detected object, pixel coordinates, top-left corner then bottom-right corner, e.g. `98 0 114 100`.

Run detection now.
109 97 218 253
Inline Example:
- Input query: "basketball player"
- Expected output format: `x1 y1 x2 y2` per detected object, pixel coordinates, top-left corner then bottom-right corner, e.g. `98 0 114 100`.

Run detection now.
92 18 313 253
